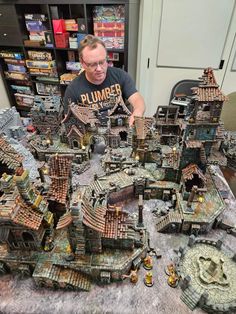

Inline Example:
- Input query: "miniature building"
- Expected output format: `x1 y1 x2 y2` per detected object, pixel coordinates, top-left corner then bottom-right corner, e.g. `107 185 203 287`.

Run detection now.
0 134 23 175
107 95 131 148
0 107 25 140
30 95 63 134
154 105 181 146
0 168 54 254
132 116 159 163
62 103 99 150
180 68 227 171
47 154 73 221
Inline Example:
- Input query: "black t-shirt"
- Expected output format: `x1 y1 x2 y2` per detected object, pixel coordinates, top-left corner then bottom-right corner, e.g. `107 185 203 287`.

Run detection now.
63 66 137 113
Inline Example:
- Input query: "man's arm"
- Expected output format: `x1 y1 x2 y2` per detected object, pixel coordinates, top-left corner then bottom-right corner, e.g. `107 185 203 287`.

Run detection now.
128 91 146 126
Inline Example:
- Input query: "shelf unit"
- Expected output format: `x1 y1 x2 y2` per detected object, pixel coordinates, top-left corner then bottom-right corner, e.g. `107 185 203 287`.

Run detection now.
0 0 140 116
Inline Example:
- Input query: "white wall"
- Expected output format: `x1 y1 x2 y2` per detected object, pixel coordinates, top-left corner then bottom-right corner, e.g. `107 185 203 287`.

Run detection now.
0 73 10 109
136 0 236 117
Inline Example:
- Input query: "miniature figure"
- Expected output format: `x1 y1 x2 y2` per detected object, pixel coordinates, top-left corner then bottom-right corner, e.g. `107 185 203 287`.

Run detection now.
165 263 175 276
143 255 153 270
144 271 154 287
165 263 179 288
44 235 54 252
167 271 179 288
122 269 138 284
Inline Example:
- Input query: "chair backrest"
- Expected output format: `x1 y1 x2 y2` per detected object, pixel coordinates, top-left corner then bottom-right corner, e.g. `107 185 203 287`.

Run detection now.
169 79 200 105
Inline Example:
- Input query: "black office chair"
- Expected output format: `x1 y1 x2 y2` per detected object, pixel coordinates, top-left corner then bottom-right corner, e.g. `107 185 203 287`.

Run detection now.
169 79 201 105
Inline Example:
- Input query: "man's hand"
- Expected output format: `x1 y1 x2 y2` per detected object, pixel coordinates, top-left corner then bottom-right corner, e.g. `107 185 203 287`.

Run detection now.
128 92 145 126
129 114 135 127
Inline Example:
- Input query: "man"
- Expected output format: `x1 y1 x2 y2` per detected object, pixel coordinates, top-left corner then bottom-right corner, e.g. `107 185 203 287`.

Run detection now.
63 35 145 126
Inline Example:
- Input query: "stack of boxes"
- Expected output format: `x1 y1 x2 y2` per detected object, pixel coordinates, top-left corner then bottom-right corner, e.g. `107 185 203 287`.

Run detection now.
93 5 125 50
65 19 79 49
52 18 87 49
26 50 58 79
53 19 70 48
0 51 34 108
1 51 28 81
24 14 49 47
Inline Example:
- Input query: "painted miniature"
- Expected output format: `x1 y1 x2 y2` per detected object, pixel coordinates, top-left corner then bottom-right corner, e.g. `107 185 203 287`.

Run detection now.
165 263 179 288
143 255 153 270
144 271 154 287
122 268 138 284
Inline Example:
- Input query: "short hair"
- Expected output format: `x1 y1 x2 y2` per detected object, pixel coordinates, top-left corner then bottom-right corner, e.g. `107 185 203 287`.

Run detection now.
78 35 106 59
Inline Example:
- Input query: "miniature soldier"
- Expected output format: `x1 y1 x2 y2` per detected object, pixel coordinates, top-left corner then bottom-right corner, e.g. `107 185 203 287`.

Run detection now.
143 255 153 270
167 271 179 288
144 271 154 287
44 235 54 252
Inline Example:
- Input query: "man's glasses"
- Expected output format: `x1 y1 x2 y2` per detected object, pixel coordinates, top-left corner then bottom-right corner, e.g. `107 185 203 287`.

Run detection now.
81 58 108 70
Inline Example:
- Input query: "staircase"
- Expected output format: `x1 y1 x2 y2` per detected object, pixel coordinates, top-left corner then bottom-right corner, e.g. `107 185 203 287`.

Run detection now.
36 264 91 291
180 286 201 310
64 268 91 291
156 212 182 232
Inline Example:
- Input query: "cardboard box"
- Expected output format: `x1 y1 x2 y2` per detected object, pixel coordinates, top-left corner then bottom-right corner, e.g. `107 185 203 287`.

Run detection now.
36 82 61 95
14 93 34 107
60 73 78 85
94 31 124 37
26 20 47 32
26 59 56 69
4 71 28 80
27 50 53 61
65 19 78 31
24 40 44 47
93 22 125 31
69 42 78 49
107 52 119 61
28 67 58 77
7 64 27 73
77 33 87 45
25 14 47 21
0 51 24 59
11 85 32 95
98 36 124 50
29 33 46 42
66 62 82 71
53 19 66 34
93 5 125 23
44 31 54 47
4 58 25 65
